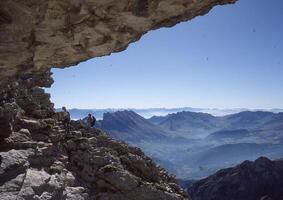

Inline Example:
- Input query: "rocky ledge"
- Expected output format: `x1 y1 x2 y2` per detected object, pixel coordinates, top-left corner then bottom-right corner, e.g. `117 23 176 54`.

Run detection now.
189 157 283 200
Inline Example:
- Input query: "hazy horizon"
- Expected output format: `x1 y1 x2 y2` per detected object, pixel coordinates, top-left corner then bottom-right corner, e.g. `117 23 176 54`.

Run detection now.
61 106 283 111
61 107 283 120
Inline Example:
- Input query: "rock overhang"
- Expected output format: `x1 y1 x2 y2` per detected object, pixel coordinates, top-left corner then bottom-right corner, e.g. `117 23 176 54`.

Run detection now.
0 0 237 88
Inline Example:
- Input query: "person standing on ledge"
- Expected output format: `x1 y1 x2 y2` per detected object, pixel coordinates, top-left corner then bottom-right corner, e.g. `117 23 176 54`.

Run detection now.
62 106 71 133
86 113 96 128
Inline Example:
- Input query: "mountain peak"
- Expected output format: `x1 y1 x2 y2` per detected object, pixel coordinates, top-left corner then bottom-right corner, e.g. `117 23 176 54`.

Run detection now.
100 110 168 143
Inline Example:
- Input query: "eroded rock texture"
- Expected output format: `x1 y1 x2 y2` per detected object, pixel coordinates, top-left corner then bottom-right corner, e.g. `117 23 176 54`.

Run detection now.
0 0 236 86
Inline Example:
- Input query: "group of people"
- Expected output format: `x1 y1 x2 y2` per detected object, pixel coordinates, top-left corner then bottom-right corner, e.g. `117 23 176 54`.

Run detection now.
60 107 96 133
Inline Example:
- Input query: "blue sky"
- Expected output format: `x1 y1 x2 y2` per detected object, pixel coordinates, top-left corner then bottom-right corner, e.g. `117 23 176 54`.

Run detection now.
47 0 283 109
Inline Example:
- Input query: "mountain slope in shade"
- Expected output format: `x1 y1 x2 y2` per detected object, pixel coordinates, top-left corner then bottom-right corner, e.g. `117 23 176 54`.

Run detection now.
189 157 283 200
222 111 277 130
149 115 170 125
206 129 250 141
97 110 168 143
260 112 283 130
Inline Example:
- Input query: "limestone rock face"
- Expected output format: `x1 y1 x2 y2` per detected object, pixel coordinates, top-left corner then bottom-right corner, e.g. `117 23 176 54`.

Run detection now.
0 0 236 86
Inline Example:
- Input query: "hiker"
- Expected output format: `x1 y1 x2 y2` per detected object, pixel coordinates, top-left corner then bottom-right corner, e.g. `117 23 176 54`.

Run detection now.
86 113 96 128
62 106 70 133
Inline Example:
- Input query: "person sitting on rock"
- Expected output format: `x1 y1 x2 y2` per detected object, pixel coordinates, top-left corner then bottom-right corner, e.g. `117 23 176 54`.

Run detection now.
86 113 96 128
62 106 70 133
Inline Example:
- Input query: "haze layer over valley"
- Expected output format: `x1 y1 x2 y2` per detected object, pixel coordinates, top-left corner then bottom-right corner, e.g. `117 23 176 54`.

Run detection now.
83 109 283 179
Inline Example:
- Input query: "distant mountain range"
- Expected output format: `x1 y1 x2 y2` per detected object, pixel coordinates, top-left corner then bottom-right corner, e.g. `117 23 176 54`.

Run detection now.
95 109 283 179
59 107 283 120
149 110 283 139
